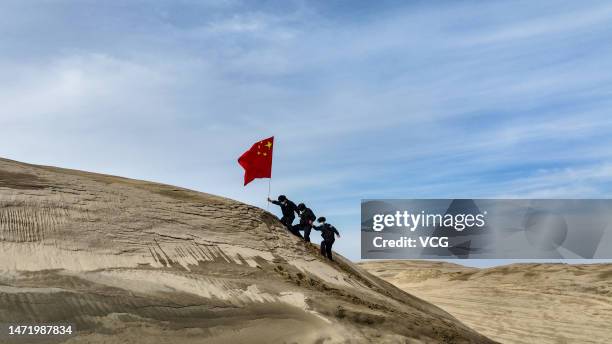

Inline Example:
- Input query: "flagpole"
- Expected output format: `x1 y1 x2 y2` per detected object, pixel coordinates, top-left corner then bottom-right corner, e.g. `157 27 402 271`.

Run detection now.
267 136 274 212
266 178 271 211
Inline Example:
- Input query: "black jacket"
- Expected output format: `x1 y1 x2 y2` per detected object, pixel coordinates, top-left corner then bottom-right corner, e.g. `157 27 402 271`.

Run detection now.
314 223 339 241
299 208 316 226
272 199 298 219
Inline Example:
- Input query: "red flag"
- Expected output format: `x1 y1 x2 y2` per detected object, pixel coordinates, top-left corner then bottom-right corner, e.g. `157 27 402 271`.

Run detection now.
238 136 274 186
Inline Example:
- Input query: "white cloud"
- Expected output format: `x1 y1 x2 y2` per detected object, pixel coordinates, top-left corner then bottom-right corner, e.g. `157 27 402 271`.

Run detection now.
496 164 612 197
457 3 612 46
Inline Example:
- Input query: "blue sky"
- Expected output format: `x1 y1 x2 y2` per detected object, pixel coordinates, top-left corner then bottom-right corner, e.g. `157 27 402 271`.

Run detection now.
2 1 612 264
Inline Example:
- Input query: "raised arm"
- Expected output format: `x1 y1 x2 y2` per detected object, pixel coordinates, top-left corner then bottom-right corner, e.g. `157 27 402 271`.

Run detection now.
288 201 299 215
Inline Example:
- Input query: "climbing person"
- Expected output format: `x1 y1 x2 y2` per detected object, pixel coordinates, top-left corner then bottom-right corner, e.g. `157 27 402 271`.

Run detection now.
313 217 340 261
292 203 316 242
267 195 299 236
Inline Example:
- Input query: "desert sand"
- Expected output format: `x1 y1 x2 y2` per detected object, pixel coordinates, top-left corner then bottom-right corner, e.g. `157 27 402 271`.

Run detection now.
359 260 612 344
0 158 495 344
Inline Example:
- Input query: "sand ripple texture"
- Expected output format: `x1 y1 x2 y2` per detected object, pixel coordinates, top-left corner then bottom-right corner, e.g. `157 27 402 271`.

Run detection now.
360 260 612 344
0 158 495 344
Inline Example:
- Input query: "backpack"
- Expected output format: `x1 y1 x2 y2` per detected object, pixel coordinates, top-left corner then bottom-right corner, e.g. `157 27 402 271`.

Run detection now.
301 208 316 224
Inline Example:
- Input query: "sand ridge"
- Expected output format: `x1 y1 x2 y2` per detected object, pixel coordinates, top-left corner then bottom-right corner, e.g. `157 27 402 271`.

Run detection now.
360 260 612 344
0 158 495 343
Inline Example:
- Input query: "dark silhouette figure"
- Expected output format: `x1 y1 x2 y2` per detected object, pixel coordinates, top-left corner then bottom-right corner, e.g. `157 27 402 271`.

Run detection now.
313 217 340 260
293 203 316 242
267 195 299 236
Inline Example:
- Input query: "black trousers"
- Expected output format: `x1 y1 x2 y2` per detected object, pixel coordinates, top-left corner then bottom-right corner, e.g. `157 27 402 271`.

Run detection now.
288 221 303 239
291 224 312 241
303 225 312 242
280 216 295 231
320 239 335 260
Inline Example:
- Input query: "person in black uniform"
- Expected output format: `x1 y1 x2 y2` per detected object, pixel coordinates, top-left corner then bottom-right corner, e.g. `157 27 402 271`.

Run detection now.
292 203 316 242
267 195 299 236
313 217 340 261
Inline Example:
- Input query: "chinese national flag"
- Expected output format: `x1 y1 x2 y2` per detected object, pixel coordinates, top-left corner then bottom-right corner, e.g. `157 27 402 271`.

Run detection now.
238 136 274 186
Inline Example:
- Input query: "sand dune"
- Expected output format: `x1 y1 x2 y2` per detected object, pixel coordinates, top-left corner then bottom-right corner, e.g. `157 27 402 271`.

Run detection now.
0 158 494 343
359 260 612 344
